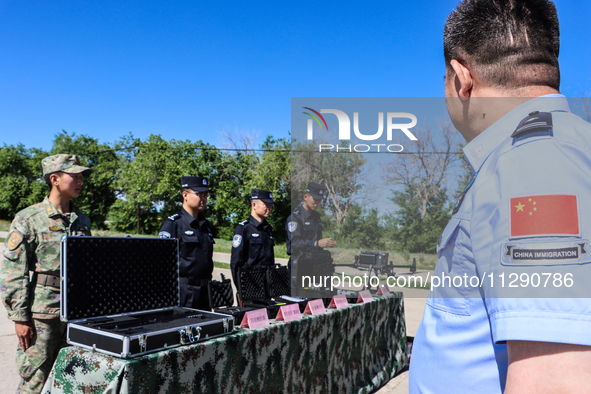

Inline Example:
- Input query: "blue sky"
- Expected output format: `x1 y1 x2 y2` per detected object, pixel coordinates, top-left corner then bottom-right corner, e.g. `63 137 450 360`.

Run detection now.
1 0 590 151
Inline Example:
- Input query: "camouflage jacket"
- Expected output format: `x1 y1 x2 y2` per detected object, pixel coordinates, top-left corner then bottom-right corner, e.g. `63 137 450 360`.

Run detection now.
1 197 91 321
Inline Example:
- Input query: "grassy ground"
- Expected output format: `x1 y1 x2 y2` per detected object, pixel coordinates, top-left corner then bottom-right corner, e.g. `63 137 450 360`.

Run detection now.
0 219 10 232
213 261 231 270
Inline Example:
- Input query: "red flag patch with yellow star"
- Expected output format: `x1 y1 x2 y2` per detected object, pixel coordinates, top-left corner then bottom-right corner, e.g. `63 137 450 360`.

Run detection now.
510 195 579 238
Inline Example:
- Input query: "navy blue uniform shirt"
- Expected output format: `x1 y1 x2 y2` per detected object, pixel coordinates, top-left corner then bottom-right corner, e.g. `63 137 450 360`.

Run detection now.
230 215 275 286
286 205 323 257
159 208 215 309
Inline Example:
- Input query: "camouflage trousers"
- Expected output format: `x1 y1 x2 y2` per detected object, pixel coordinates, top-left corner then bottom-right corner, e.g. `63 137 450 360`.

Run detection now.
16 318 67 394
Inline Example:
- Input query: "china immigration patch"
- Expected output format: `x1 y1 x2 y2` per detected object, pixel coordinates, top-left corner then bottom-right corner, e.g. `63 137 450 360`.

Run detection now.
501 240 590 266
510 195 579 238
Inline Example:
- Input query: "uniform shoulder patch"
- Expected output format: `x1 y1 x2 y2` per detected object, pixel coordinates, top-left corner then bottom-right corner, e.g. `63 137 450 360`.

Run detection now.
239 219 248 226
511 111 553 139
168 214 180 221
158 231 171 238
6 231 24 251
288 222 297 233
233 234 242 248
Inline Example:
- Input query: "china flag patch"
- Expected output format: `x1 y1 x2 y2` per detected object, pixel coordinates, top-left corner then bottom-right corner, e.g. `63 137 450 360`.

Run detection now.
510 195 579 237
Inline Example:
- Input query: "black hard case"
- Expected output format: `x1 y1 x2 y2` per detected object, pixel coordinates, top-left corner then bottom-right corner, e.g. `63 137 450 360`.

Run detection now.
208 274 259 323
60 236 234 358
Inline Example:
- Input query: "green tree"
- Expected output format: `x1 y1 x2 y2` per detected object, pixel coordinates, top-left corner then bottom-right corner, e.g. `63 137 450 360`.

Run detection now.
251 136 291 243
384 122 459 219
51 130 118 229
291 141 366 235
390 187 452 254
0 144 48 220
110 134 224 235
209 150 259 239
209 135 292 242
337 204 386 250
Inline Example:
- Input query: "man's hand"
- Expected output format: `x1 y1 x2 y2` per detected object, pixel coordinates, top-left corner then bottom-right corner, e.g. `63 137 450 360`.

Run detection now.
318 238 337 248
15 321 34 351
236 293 245 307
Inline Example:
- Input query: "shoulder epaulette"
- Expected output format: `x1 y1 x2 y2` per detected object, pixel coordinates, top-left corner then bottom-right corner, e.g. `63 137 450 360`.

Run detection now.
293 207 300 216
511 111 553 139
239 219 249 226
168 213 180 221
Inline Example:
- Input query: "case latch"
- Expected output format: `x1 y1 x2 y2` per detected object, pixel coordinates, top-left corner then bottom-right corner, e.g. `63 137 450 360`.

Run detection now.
223 318 230 333
180 326 202 345
138 335 147 353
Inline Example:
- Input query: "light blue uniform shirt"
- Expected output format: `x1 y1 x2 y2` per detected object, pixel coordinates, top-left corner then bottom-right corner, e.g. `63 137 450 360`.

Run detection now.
410 95 591 393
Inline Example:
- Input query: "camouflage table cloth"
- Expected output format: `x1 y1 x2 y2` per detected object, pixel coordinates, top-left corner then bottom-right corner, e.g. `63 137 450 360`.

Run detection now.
42 294 407 394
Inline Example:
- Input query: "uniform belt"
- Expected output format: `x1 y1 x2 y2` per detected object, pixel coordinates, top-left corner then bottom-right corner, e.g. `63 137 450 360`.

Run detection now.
179 277 210 286
33 273 60 289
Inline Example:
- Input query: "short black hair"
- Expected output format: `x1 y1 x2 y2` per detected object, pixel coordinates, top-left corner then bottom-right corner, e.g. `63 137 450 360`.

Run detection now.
444 0 560 90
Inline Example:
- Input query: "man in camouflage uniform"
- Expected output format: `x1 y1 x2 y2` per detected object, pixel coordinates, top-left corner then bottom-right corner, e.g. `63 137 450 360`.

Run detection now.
1 154 92 394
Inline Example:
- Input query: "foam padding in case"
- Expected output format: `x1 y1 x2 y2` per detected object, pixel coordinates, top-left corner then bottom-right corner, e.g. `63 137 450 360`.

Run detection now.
208 278 234 308
62 237 179 321
298 249 334 279
267 266 290 298
237 269 267 301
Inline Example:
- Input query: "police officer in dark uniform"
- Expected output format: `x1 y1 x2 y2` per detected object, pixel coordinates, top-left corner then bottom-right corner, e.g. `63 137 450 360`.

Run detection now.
286 182 336 282
231 189 276 306
158 176 214 310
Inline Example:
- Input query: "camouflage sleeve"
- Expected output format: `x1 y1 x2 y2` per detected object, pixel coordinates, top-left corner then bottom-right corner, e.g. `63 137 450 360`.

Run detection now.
1 215 33 321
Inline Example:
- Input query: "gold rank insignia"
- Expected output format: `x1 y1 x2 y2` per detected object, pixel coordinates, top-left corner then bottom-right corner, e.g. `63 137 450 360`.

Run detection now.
6 231 24 251
49 226 62 231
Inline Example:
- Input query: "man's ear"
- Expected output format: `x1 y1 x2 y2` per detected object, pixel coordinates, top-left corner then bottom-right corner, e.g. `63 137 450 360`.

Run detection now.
450 59 473 100
50 173 60 186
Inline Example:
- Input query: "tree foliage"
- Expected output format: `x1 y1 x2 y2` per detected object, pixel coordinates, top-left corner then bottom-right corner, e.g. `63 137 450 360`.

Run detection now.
291 141 366 234
337 204 386 250
110 134 223 235
390 187 452 254
2 129 456 255
384 122 459 219
0 144 48 220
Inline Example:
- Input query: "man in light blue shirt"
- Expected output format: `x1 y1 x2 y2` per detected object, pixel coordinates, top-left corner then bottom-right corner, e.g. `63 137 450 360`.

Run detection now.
410 0 591 392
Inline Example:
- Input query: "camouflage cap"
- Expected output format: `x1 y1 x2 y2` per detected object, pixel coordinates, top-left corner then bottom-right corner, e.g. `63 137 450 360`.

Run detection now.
42 154 92 176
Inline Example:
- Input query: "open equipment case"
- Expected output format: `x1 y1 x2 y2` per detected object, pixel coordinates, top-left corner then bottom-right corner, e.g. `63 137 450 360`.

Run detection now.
60 236 234 358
